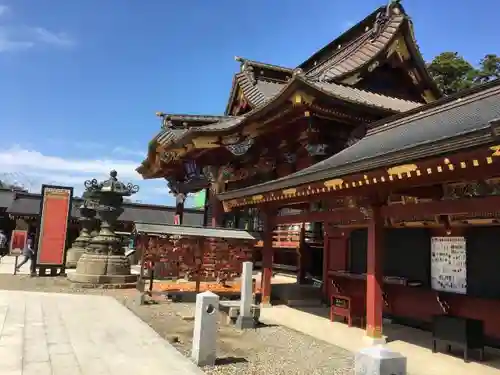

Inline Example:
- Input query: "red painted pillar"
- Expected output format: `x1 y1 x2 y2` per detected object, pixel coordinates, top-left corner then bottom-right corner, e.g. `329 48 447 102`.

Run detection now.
366 203 385 340
260 209 275 306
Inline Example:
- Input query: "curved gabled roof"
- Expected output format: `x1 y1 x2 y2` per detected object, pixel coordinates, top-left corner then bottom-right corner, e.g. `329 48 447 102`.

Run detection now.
219 79 500 202
304 7 405 82
226 2 441 113
153 74 421 150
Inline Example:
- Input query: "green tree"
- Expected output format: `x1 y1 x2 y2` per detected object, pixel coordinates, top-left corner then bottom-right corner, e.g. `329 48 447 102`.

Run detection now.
427 52 478 95
475 54 500 83
427 52 500 95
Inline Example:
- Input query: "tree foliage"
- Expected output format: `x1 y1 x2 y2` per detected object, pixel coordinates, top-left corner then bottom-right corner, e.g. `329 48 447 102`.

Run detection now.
427 52 500 95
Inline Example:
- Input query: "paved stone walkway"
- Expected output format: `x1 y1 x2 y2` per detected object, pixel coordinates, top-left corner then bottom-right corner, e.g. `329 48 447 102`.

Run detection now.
0 290 205 375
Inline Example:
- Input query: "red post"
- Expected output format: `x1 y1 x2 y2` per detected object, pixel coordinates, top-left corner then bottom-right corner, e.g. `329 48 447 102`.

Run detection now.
366 203 385 340
260 209 274 306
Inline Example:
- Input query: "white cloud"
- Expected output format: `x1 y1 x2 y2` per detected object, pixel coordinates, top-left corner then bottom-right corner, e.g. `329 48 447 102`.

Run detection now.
32 27 74 47
0 145 147 197
0 5 10 17
0 146 140 178
0 5 75 53
0 146 192 207
0 32 33 52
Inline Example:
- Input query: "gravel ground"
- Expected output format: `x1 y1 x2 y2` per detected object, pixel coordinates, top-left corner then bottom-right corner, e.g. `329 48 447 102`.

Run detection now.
0 274 354 375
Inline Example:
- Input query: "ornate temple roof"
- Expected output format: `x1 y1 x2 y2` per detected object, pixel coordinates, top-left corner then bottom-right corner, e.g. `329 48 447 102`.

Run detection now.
138 1 442 180
219 79 500 201
152 74 421 151
223 1 440 116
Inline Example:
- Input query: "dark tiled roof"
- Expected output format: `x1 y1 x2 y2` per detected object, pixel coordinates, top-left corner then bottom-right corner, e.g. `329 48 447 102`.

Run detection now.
134 223 258 240
164 114 230 123
231 3 439 101
219 80 500 200
156 128 189 145
0 190 14 209
234 57 293 73
234 72 273 107
7 195 41 216
305 10 405 82
311 81 420 112
298 6 387 71
6 193 204 226
156 75 421 149
225 58 292 114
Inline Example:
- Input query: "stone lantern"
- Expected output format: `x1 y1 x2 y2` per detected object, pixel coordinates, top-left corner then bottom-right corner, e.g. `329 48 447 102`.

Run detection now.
67 170 139 285
65 193 96 268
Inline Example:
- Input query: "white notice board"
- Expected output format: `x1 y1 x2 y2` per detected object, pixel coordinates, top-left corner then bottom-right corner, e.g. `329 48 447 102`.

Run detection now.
431 236 467 294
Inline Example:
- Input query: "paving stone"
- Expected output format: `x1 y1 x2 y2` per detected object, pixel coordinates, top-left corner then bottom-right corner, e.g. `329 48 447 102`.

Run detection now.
0 290 206 375
23 361 52 375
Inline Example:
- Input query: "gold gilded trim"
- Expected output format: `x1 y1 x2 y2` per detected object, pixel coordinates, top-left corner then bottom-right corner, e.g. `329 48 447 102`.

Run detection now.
387 164 418 177
222 201 233 212
192 136 220 149
251 195 263 201
323 179 344 188
282 188 297 195
490 145 500 157
289 91 315 106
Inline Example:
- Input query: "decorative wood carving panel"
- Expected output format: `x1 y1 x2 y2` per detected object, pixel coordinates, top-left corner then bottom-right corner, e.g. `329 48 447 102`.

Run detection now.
137 235 253 282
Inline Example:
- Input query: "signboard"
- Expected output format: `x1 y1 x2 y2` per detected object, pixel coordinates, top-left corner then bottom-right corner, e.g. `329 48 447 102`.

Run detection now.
332 296 350 309
192 189 206 209
9 230 28 256
431 236 467 294
36 185 73 266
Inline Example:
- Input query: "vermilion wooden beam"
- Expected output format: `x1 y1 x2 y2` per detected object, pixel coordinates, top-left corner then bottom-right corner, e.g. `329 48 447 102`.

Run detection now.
273 195 500 226
227 145 500 210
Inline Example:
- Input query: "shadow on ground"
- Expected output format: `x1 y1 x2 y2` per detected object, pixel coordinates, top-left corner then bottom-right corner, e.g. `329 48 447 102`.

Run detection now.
215 357 248 366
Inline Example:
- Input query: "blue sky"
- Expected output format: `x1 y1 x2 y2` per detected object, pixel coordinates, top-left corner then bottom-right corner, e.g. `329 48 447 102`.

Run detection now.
0 0 498 206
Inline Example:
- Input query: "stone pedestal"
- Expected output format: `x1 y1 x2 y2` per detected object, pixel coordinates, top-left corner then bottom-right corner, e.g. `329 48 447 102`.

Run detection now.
68 253 137 284
355 345 406 375
66 211 96 269
191 291 219 366
67 171 138 286
67 205 136 286
236 261 255 329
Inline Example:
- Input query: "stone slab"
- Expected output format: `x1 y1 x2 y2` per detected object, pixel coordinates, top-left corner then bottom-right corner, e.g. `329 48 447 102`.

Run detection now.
0 290 205 375
355 345 406 375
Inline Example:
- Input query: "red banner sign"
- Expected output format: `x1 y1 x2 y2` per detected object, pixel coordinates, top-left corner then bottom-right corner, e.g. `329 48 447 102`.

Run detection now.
9 230 28 256
37 186 73 265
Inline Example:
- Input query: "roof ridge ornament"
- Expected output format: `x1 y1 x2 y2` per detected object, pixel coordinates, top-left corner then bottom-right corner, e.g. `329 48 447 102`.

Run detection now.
371 0 398 40
292 68 305 77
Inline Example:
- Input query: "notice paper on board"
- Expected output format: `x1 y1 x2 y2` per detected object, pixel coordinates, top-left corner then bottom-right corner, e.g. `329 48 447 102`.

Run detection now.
430 236 467 294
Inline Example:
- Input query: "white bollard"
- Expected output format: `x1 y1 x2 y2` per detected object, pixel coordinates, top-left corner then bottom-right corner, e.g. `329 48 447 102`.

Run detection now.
236 261 255 329
191 291 219 366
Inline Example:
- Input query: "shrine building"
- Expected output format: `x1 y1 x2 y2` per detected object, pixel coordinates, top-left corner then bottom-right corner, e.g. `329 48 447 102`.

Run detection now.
137 1 500 348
